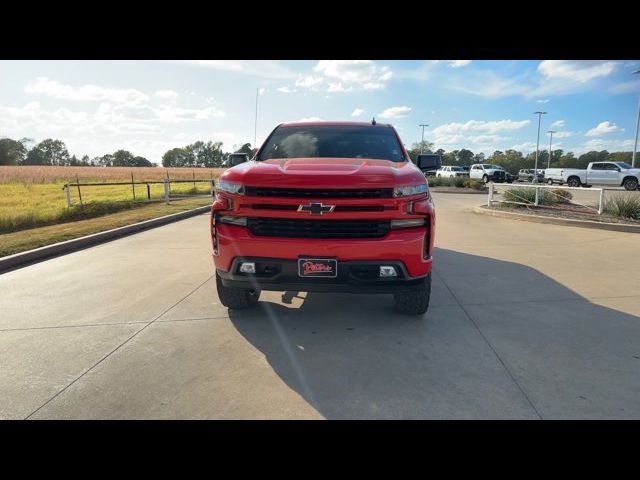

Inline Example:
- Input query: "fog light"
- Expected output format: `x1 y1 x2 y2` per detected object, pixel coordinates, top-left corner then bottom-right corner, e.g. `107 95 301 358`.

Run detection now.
239 262 256 274
379 266 397 277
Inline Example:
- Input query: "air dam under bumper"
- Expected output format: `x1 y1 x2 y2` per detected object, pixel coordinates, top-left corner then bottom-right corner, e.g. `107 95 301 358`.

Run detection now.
217 257 430 294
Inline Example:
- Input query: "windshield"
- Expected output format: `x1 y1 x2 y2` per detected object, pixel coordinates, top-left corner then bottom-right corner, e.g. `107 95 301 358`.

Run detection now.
451 167 464 171
257 125 406 162
616 162 633 169
483 164 502 169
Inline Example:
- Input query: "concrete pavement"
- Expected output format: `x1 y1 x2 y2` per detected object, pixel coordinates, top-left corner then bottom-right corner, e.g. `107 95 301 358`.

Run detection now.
1 193 639 419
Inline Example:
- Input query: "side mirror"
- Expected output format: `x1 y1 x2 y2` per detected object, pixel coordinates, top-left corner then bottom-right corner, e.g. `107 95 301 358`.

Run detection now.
228 153 249 167
415 154 442 171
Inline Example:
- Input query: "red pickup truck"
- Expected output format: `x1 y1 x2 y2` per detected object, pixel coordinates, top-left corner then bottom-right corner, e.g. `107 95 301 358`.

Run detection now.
210 121 440 314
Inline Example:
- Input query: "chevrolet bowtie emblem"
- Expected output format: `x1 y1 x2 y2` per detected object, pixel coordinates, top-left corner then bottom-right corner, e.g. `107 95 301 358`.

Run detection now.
298 202 336 215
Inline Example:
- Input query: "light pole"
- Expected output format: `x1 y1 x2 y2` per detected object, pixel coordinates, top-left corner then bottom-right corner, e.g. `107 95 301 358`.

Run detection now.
419 124 429 153
632 70 640 168
547 130 556 169
533 111 547 182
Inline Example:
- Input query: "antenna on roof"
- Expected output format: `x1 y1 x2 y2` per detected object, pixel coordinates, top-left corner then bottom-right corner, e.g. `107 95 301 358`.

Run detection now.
371 117 377 125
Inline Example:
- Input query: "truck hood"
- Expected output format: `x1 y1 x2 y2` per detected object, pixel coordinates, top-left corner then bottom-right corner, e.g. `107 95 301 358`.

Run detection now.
220 158 427 189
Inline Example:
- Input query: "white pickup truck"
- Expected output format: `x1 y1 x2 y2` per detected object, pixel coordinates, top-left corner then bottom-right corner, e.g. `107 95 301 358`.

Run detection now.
545 162 640 190
469 164 507 183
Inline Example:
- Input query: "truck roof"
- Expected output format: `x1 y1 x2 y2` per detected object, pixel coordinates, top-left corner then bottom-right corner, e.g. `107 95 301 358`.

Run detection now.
278 121 393 128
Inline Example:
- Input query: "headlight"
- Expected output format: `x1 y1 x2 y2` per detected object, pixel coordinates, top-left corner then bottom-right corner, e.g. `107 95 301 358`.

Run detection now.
390 218 426 229
218 180 244 195
218 215 247 226
393 184 428 197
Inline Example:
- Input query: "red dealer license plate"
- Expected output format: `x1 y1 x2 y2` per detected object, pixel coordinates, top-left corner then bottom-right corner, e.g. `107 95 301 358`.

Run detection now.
298 258 337 278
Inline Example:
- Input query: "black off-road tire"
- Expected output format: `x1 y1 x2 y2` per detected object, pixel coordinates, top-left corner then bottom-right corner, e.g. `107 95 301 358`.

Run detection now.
547 178 554 185
567 177 581 188
215 272 260 309
482 175 489 184
623 177 639 191
393 274 432 315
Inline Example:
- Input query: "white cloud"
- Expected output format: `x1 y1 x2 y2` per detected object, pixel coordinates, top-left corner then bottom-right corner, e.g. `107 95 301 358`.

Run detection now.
155 90 178 100
552 131 573 138
585 121 622 137
448 60 472 68
25 77 149 104
551 120 565 128
296 117 324 122
610 79 640 94
315 60 392 85
173 60 296 79
327 82 351 92
448 61 620 99
351 108 364 117
433 119 530 136
469 135 509 144
581 138 636 151
378 106 411 119
432 134 466 145
538 60 619 83
447 71 530 98
286 60 393 93
0 98 226 159
277 86 297 93
295 75 324 90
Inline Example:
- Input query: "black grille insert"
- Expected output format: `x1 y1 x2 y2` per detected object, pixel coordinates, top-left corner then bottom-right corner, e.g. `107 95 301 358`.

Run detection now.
249 204 385 212
247 218 390 239
245 186 393 199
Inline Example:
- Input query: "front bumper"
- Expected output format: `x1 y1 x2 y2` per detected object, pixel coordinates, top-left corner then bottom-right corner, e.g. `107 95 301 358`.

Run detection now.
213 223 432 278
217 257 429 293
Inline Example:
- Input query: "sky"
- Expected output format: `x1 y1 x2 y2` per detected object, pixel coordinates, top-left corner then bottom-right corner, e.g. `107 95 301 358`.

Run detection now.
1 60 639 162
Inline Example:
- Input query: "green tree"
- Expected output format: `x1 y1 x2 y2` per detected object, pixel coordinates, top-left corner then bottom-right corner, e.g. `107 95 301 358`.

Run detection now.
112 149 136 167
133 156 152 167
98 154 114 167
407 141 434 161
457 148 475 166
0 138 28 165
607 151 632 164
162 147 189 167
25 139 70 166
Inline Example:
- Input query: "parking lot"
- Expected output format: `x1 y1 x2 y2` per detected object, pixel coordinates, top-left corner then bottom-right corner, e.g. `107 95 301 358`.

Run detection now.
1 192 639 419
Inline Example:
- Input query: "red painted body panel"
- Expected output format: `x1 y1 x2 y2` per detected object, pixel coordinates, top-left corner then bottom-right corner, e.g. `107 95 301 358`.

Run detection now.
213 223 432 278
211 192 435 278
219 158 426 189
211 122 436 285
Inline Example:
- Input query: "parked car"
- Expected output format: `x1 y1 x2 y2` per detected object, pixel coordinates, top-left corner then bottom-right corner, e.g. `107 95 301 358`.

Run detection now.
504 171 516 183
545 162 640 190
517 169 544 183
436 166 469 178
469 164 507 183
212 121 440 315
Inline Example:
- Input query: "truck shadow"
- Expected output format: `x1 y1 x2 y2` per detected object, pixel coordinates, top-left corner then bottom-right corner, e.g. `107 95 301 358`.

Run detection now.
227 248 640 419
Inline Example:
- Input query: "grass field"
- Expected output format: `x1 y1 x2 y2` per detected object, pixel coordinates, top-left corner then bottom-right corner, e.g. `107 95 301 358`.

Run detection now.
0 198 213 257
0 166 223 257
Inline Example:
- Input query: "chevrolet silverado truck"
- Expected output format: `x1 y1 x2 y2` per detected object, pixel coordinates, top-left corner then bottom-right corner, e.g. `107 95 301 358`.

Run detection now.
545 162 640 190
210 121 440 315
